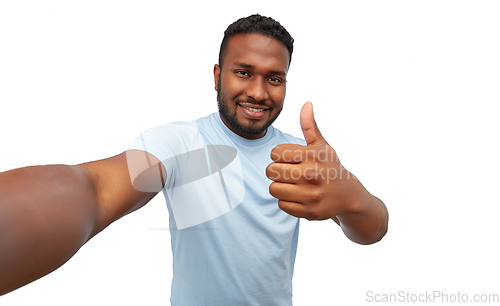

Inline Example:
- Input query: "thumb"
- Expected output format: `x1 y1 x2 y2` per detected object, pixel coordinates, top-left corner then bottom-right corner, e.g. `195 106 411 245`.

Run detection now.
300 102 326 146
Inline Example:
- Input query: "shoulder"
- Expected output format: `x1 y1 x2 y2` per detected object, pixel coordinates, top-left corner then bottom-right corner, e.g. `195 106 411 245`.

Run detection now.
127 117 206 165
142 119 199 141
145 113 217 142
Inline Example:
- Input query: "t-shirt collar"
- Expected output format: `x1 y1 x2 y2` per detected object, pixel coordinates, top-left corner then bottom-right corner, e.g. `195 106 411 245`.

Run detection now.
214 112 274 147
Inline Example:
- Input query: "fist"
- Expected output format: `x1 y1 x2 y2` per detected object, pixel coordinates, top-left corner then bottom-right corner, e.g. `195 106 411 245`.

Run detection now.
266 102 359 220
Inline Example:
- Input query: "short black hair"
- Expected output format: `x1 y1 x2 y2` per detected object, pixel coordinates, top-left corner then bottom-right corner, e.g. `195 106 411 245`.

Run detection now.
218 14 294 68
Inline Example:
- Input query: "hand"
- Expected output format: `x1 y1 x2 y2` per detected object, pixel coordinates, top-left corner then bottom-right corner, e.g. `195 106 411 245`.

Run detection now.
266 102 362 220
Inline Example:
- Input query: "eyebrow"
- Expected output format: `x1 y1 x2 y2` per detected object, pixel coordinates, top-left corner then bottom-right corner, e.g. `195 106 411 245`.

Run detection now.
233 61 286 76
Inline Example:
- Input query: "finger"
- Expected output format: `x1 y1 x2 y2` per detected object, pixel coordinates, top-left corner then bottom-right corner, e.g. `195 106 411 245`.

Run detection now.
300 102 326 146
266 163 309 183
277 200 309 219
268 181 309 203
270 143 306 163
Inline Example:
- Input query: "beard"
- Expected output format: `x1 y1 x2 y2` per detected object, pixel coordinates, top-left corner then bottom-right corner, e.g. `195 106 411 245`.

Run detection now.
217 81 283 137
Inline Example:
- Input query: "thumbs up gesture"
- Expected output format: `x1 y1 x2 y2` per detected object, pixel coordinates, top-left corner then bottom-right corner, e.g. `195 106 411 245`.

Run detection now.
266 102 361 220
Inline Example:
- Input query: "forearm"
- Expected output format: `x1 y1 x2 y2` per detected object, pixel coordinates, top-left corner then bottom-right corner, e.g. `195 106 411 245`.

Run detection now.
334 183 388 245
0 164 106 295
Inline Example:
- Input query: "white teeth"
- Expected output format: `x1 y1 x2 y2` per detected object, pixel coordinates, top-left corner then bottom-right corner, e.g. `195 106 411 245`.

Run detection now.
243 106 264 112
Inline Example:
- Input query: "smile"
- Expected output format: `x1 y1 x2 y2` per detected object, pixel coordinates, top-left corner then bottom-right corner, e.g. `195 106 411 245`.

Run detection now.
238 103 269 119
242 106 264 112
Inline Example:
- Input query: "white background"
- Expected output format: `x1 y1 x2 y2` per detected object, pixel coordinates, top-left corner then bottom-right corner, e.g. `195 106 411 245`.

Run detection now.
1 1 499 305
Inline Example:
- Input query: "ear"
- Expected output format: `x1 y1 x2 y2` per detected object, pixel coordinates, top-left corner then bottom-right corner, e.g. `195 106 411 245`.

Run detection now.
213 64 220 91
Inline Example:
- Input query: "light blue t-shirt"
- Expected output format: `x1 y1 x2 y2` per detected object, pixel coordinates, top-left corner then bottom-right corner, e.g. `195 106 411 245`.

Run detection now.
128 112 306 305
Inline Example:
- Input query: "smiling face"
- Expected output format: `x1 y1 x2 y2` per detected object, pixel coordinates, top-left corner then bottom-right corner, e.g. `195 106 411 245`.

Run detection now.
214 33 290 139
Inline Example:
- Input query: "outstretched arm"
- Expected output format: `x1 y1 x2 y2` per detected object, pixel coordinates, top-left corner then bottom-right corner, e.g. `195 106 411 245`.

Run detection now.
0 150 165 295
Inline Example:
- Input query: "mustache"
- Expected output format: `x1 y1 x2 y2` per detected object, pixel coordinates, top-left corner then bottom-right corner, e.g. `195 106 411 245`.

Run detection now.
217 83 273 109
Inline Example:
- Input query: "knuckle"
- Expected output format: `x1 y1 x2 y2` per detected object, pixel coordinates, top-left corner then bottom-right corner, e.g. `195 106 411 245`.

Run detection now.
306 206 321 219
270 146 282 161
317 149 327 162
303 168 319 183
268 182 278 197
305 148 317 161
277 199 285 210
265 164 274 178
309 189 323 203
266 164 282 181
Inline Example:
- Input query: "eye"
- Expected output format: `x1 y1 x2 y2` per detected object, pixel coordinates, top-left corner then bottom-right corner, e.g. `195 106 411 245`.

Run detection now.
267 77 283 85
235 70 249 77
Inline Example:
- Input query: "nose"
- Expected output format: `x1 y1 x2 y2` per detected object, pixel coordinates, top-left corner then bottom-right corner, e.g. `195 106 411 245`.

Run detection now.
245 78 268 102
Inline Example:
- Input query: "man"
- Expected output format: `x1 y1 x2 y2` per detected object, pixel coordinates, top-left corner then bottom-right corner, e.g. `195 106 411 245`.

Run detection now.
0 14 388 304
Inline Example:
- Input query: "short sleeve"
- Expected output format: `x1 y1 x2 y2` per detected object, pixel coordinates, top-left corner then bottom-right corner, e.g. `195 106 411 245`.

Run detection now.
126 120 204 188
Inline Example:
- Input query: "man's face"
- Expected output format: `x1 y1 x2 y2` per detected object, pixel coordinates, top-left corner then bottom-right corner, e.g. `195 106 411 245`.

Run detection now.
214 33 290 139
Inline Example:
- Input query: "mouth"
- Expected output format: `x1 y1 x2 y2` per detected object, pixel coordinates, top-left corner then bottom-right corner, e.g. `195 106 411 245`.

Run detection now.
238 103 270 119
